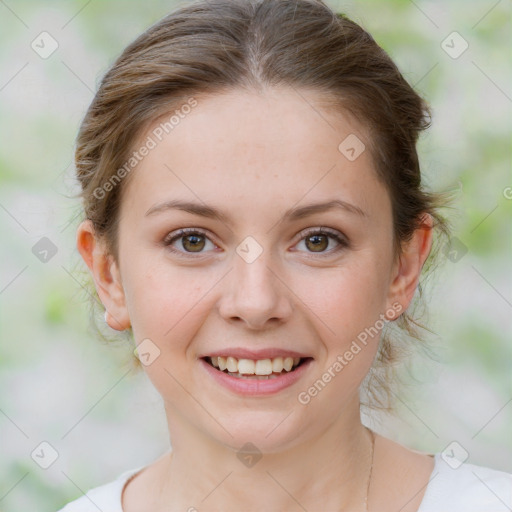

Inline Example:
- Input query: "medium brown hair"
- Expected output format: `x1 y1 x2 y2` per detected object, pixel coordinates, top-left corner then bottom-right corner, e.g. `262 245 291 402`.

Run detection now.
75 0 453 412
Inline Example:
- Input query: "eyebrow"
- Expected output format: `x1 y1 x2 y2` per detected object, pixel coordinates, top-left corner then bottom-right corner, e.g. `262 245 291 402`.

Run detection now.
144 198 367 222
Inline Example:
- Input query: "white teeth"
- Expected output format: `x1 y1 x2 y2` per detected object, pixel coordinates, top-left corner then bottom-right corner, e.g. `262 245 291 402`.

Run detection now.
208 355 304 375
227 372 280 380
237 359 255 374
226 356 238 373
272 357 284 372
255 359 273 375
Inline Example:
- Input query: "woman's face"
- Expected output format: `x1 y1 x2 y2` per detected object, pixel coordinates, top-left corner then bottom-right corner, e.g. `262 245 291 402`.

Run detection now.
108 87 408 451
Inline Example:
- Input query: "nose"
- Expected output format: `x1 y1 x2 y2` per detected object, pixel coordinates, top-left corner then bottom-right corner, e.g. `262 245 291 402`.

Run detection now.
217 250 293 330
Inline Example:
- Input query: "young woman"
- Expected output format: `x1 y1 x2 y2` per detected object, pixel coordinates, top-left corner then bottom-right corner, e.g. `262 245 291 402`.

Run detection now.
58 0 511 510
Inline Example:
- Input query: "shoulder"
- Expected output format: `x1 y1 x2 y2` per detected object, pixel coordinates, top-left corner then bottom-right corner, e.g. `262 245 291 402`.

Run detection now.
418 452 512 512
55 467 143 512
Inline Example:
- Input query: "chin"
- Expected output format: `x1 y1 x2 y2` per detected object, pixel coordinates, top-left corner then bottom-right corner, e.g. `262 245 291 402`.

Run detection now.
205 408 309 454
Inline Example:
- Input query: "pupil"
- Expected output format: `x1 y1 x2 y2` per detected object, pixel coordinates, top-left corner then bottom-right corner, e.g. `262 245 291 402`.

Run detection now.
183 235 204 252
307 234 327 252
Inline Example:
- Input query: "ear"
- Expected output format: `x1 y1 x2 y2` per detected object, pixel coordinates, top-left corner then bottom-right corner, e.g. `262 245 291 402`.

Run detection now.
385 213 433 318
76 220 131 331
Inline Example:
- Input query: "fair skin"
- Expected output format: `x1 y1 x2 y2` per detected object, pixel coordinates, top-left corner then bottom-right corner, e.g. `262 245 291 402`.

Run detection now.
77 87 435 512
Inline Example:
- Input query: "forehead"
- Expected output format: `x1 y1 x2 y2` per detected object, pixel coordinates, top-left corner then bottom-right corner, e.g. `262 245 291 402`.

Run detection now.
121 87 389 225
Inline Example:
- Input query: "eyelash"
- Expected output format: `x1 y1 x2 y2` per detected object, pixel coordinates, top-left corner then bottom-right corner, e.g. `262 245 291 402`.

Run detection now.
162 227 349 258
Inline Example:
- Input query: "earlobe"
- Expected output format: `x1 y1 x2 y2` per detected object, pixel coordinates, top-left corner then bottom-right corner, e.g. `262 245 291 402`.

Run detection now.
76 220 131 331
104 309 130 331
386 214 434 315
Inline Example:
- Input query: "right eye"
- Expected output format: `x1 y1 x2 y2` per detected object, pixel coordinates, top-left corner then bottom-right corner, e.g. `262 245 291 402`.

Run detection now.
163 228 218 256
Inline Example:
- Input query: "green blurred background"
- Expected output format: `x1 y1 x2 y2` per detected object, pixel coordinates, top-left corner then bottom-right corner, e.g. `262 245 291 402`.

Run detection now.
0 0 510 509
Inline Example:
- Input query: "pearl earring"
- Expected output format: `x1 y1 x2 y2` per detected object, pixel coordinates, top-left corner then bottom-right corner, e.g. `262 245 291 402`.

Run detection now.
104 310 109 323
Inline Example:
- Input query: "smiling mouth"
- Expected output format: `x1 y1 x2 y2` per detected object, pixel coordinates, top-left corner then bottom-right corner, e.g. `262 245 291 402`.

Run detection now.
203 356 312 380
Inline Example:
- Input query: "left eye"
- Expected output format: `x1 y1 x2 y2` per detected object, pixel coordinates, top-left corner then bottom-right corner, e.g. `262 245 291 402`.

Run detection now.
294 228 348 255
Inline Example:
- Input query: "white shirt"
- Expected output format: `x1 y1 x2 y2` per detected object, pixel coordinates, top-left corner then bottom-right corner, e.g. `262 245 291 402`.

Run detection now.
56 452 512 511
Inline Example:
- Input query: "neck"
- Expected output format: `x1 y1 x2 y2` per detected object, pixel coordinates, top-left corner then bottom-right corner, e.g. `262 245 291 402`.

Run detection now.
155 399 375 511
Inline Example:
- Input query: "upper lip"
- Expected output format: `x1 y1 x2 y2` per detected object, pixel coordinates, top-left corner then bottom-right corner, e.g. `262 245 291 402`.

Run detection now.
199 348 312 360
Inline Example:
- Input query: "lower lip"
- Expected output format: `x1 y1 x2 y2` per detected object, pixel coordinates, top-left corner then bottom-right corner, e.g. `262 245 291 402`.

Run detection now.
199 358 313 396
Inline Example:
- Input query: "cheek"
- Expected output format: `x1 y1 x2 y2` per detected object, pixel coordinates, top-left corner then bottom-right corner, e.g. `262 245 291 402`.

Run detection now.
299 256 390 341
296 262 389 408
123 262 214 390
122 259 214 346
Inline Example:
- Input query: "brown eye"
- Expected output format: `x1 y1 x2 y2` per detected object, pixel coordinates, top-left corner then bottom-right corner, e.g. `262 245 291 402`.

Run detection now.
305 234 329 252
181 233 206 252
163 228 216 256
295 228 348 256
